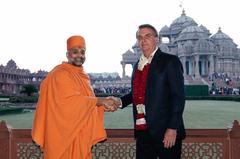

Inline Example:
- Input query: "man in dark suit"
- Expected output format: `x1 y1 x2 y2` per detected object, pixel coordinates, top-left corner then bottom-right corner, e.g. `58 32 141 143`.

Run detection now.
120 24 186 159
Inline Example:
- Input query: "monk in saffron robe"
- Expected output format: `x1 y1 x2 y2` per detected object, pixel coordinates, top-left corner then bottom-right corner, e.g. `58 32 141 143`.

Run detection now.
32 35 120 159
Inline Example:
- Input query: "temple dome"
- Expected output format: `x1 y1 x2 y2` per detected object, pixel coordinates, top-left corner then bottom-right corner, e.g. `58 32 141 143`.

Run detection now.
159 25 170 34
6 59 17 70
175 26 208 42
211 27 231 40
211 27 237 48
199 24 211 35
169 10 198 34
181 26 203 33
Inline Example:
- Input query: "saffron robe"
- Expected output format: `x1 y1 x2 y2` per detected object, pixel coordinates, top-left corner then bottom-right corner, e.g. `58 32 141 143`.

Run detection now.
32 62 106 159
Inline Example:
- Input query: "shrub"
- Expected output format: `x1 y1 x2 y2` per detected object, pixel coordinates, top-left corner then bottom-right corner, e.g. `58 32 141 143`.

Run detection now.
9 96 38 103
185 85 209 96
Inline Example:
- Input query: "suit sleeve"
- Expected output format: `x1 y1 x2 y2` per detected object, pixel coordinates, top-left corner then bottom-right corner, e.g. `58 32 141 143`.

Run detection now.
167 57 185 129
120 91 133 109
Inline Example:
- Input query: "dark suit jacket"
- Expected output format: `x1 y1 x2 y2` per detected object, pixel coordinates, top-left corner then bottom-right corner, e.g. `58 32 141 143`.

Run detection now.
121 48 186 142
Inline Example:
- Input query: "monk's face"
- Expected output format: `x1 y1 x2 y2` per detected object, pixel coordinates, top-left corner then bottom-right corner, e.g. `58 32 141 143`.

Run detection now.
67 46 86 67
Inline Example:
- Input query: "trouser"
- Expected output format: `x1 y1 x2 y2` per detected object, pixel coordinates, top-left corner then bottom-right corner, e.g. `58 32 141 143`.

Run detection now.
136 130 182 159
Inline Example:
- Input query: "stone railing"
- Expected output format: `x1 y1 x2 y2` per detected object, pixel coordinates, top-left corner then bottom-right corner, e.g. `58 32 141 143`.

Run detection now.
0 120 240 159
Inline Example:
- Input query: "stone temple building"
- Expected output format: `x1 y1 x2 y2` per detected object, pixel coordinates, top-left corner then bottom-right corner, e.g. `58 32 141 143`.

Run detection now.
0 60 128 95
2 11 240 95
121 10 240 85
0 60 47 95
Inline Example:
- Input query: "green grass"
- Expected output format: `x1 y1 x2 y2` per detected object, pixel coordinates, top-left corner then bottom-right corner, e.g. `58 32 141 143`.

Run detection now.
0 110 35 128
0 100 239 129
184 100 240 128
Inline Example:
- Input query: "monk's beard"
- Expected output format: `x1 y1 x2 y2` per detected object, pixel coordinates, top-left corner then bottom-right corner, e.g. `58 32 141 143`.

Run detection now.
68 57 85 67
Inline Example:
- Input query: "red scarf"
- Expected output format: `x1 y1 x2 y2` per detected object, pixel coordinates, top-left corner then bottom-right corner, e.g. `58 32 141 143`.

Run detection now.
133 64 150 130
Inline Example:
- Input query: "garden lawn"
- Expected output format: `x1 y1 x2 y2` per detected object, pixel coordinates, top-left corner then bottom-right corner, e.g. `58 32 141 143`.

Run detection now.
0 100 239 129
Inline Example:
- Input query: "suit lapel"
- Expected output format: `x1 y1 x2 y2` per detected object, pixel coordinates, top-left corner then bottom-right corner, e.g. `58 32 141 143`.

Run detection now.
147 48 162 80
131 60 139 87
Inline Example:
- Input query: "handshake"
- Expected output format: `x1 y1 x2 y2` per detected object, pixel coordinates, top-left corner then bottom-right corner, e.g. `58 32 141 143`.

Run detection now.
96 96 121 112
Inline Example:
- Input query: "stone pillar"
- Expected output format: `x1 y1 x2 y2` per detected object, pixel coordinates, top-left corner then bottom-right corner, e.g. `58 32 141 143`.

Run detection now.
131 63 135 69
182 57 187 76
209 55 214 75
122 63 126 78
200 60 204 76
189 59 193 75
194 55 200 78
205 59 208 75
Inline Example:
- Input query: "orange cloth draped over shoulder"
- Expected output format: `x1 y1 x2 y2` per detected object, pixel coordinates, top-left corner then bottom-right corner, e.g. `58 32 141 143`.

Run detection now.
32 62 106 159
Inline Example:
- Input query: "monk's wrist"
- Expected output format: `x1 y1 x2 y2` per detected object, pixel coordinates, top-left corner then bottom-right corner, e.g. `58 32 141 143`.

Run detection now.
96 97 104 106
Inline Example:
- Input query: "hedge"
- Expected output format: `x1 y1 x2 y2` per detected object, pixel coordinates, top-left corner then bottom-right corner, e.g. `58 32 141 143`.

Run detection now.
9 96 38 103
185 85 209 96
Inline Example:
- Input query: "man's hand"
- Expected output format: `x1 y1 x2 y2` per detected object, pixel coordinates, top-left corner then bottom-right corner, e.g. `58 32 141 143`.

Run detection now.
163 128 177 148
96 97 121 112
104 96 121 112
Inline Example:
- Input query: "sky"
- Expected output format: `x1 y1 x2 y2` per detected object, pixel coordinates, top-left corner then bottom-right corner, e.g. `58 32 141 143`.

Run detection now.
0 0 239 76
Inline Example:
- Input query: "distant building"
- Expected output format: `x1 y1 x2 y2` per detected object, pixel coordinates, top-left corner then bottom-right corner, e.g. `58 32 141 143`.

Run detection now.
89 72 131 89
121 10 240 85
0 61 129 95
0 60 47 95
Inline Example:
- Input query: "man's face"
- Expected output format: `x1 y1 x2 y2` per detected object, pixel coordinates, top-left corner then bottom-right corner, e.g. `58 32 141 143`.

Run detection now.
137 28 158 58
67 46 86 67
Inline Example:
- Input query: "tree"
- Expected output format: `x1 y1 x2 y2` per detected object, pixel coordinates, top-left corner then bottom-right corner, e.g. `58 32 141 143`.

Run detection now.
20 84 38 96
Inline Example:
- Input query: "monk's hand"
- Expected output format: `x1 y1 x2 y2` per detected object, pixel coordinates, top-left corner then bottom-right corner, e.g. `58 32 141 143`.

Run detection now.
96 97 118 112
96 97 112 111
163 128 177 149
104 96 121 112
107 96 121 108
